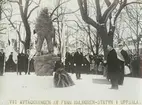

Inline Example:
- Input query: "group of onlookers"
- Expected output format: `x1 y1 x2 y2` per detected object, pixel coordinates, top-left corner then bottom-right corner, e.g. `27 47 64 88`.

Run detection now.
0 49 35 76
0 41 142 90
64 41 142 89
65 47 106 79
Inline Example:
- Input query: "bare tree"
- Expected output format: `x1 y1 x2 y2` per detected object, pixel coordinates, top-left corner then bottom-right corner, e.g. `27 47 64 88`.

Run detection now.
65 15 102 56
0 0 7 35
50 0 79 54
7 0 41 53
2 7 23 52
0 0 6 20
124 4 142 56
77 0 142 58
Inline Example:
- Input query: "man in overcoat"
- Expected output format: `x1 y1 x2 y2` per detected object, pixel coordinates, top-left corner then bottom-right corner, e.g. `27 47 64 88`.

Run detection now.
107 45 120 89
74 48 84 79
0 49 5 76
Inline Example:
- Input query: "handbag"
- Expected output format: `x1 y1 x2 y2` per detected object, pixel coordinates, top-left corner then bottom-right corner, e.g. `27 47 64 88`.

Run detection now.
124 65 131 75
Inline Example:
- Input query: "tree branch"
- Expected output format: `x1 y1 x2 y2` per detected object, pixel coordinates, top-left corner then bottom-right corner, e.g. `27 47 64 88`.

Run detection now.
52 9 79 22
125 1 142 6
104 0 111 7
95 0 102 22
50 0 70 18
27 0 41 19
2 10 25 44
114 0 142 25
0 27 6 31
24 0 30 17
28 0 33 6
18 0 24 18
27 6 39 19
78 0 99 28
113 0 127 25
8 0 20 5
102 0 119 23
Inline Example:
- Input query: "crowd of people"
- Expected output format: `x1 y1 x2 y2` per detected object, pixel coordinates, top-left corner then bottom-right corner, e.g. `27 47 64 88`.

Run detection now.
65 48 105 75
0 49 35 76
63 42 141 89
0 41 141 89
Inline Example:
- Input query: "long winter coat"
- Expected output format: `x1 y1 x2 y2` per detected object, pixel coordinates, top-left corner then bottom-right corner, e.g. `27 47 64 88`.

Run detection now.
5 55 16 72
107 49 120 79
74 51 84 72
0 52 5 75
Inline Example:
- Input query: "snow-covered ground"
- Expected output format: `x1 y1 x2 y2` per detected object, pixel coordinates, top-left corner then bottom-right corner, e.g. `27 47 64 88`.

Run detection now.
0 72 142 101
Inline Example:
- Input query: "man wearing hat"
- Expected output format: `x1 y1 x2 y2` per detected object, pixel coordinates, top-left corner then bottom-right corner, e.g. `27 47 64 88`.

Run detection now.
74 47 84 79
117 41 130 85
107 44 120 89
0 49 5 76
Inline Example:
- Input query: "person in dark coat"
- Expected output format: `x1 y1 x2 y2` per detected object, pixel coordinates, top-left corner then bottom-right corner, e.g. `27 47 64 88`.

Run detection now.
23 53 29 74
117 42 130 85
83 53 90 74
107 45 120 89
74 48 84 79
65 48 72 72
17 53 22 75
70 52 75 73
17 52 29 75
5 52 16 72
0 49 5 76
131 56 140 77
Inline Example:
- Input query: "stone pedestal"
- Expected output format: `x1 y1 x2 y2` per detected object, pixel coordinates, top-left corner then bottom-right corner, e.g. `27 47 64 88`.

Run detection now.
33 54 60 76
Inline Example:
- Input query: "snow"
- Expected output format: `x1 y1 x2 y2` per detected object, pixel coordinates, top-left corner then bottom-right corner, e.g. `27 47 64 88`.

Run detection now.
0 73 142 101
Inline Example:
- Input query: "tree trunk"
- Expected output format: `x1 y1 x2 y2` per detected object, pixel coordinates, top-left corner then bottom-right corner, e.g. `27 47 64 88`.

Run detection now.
23 18 31 54
96 31 99 55
0 5 1 20
98 26 113 59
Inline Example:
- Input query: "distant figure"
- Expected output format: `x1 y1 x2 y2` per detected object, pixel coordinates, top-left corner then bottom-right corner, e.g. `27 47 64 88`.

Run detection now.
0 49 5 76
107 45 120 90
74 48 84 79
17 53 22 75
131 56 140 77
5 52 16 72
54 60 75 88
84 53 91 74
65 47 72 72
17 52 28 75
70 52 75 73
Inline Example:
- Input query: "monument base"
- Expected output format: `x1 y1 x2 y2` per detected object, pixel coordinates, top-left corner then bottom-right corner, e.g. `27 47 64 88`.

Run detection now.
33 54 60 76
